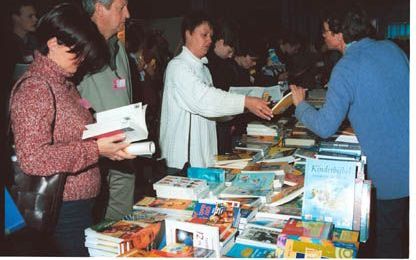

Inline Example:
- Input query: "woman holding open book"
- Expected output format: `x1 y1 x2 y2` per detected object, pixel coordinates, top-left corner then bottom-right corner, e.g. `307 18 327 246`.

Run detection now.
9 3 135 256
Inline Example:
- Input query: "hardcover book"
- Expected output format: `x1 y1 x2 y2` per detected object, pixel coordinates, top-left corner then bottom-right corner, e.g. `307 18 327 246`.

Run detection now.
164 219 221 257
302 158 357 229
85 220 163 251
281 218 333 240
226 242 276 258
246 218 287 232
187 167 226 183
123 209 167 223
214 151 256 164
219 185 272 199
256 203 302 221
283 237 357 258
260 146 296 163
231 172 275 191
271 92 293 115
359 180 372 242
236 225 281 249
133 196 196 217
318 141 361 156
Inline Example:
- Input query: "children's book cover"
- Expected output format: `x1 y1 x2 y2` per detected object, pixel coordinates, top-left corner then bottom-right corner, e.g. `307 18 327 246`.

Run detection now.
231 172 275 191
302 158 357 229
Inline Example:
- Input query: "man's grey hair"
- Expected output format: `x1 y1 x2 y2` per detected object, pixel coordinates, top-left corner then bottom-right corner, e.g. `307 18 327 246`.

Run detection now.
82 0 114 16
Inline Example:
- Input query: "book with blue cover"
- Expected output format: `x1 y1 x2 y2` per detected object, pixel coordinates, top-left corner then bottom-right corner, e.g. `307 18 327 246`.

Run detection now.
189 202 217 223
231 172 275 191
226 242 276 258
5 188 25 235
187 167 226 183
302 158 357 229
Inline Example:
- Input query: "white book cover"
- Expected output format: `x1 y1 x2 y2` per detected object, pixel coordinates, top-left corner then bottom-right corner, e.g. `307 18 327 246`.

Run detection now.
82 102 148 143
165 218 221 257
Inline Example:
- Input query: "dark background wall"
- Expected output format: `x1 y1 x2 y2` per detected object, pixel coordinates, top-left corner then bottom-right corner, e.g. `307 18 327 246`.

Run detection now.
128 0 409 41
26 0 409 40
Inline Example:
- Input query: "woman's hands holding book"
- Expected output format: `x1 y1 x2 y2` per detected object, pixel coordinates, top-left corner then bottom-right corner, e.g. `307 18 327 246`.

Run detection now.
97 134 137 161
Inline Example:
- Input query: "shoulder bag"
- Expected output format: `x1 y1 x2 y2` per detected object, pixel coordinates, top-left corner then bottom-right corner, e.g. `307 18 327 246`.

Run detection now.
8 77 67 235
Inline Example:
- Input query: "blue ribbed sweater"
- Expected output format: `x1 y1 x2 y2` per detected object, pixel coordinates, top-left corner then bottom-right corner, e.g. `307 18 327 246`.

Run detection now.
296 38 409 200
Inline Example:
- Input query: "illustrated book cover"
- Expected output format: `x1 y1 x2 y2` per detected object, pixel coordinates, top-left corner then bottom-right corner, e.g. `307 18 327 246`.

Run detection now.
302 158 357 229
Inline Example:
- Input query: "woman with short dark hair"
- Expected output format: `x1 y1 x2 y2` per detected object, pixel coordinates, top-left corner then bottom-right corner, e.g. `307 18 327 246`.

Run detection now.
9 3 135 256
159 10 273 173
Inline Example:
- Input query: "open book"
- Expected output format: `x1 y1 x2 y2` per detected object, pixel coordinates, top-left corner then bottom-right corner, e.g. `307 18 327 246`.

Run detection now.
271 92 293 115
82 102 148 143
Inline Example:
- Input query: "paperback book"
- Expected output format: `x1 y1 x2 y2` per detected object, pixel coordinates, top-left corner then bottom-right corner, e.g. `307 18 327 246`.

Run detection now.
133 196 196 218
226 242 276 258
82 102 148 143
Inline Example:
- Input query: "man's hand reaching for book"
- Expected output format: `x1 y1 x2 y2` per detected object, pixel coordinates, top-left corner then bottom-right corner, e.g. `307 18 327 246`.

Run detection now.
290 84 307 106
245 96 273 120
97 134 137 161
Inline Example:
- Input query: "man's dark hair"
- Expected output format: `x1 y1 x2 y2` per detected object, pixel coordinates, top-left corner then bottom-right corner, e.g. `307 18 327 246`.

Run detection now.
181 10 213 44
324 3 373 43
213 18 239 50
9 0 35 16
36 3 109 76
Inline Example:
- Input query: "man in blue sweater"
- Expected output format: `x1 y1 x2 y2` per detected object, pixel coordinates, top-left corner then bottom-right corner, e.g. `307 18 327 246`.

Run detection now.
290 5 409 258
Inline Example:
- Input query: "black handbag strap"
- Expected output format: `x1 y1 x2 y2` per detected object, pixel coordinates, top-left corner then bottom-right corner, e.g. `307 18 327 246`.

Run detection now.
8 76 57 148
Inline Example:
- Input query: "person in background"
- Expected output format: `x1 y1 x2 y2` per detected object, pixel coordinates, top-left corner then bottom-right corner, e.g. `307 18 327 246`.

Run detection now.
207 18 239 91
78 0 136 221
159 10 273 174
7 0 38 64
128 29 171 140
207 18 240 154
290 4 409 258
230 38 260 86
9 3 135 256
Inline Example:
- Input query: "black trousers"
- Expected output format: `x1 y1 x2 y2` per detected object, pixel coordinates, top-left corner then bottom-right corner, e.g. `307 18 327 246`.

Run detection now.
373 197 409 258
53 198 95 256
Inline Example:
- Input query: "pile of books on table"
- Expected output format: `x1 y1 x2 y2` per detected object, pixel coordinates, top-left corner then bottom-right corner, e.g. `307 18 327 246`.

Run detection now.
83 117 371 258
